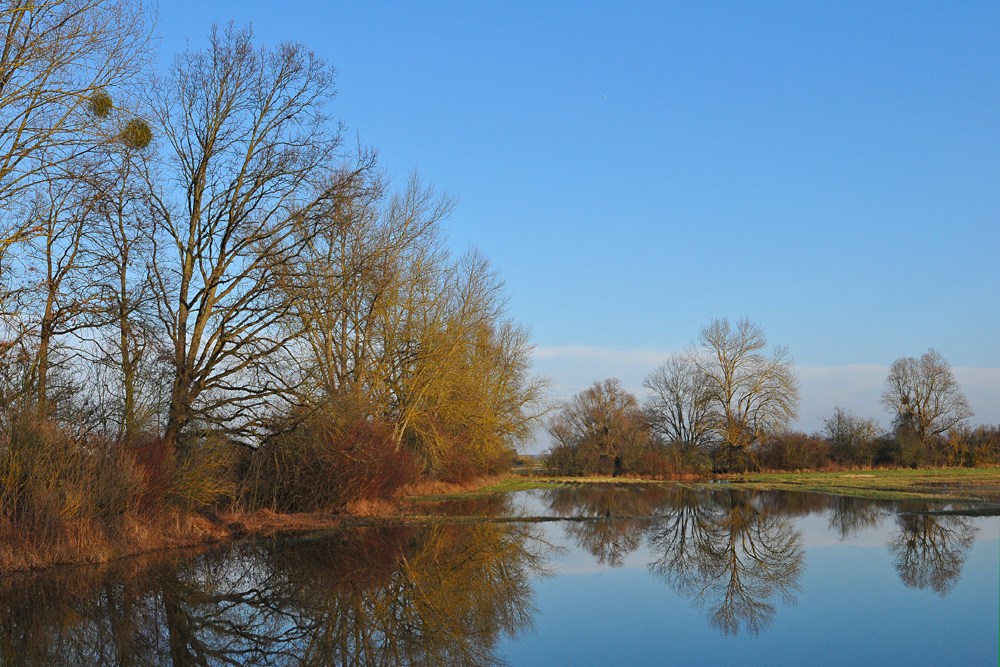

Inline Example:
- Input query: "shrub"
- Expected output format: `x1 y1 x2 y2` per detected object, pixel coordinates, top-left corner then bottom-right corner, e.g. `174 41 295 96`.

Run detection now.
0 409 150 547
241 415 418 513
755 432 832 471
171 436 238 508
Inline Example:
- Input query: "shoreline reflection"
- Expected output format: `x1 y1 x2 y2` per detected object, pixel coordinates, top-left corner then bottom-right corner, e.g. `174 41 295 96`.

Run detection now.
1 520 549 666
0 485 989 663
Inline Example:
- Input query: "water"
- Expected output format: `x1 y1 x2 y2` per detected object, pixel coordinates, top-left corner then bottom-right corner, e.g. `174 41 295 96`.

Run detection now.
1 485 997 665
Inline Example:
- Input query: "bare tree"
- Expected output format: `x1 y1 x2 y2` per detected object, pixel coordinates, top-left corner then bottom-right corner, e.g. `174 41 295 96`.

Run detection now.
81 138 165 439
880 349 972 444
692 318 798 467
0 0 152 265
643 354 714 453
148 23 344 454
822 406 882 466
24 170 102 413
546 378 650 476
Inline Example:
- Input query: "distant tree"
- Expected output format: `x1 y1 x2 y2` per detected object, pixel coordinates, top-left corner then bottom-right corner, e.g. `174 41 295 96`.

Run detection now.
643 354 714 454
880 349 972 445
545 379 650 476
822 406 882 466
692 318 799 469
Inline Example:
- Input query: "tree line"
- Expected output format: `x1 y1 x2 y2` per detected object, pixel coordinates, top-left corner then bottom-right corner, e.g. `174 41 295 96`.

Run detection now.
0 0 545 552
545 317 997 475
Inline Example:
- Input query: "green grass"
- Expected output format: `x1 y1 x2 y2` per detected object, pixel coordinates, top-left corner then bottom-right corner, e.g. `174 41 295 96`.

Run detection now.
408 475 672 502
411 468 1000 504
722 467 1000 502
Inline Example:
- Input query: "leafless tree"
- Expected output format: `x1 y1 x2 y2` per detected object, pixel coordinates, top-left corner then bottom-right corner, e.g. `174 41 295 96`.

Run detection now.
643 354 714 453
546 378 650 475
881 348 972 444
692 318 798 467
822 406 882 466
83 138 165 438
147 23 345 454
0 0 153 287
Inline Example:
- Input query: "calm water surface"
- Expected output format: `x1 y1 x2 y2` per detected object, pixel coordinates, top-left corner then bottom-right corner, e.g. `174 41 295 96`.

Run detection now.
1 485 997 665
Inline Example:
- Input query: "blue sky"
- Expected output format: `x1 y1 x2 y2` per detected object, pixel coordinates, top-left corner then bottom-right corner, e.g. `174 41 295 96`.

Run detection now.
157 2 1000 438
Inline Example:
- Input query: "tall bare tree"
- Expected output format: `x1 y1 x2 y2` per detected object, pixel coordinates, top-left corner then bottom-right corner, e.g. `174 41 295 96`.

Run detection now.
81 137 165 439
148 23 344 454
692 318 798 466
880 348 972 444
24 169 103 412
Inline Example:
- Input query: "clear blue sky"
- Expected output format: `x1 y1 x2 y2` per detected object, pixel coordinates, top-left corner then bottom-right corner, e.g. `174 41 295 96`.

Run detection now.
157 1 1000 433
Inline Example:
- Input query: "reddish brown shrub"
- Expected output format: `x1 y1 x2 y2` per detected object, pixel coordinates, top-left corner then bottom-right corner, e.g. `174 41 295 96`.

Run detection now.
242 416 418 513
634 450 677 479
125 435 172 511
435 442 480 484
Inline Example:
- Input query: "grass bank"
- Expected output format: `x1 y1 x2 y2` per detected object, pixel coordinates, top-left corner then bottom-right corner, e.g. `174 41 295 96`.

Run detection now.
406 474 683 501
411 469 1000 504
0 475 513 572
720 467 1000 502
8 468 1000 572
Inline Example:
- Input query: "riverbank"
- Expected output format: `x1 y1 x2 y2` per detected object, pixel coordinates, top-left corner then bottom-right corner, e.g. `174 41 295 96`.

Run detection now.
0 475 514 572
5 467 999 572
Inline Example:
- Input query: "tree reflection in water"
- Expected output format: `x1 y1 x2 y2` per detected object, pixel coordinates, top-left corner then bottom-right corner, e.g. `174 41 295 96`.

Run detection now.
0 520 549 666
647 489 804 636
544 484 806 635
0 486 986 659
827 495 886 540
542 484 673 567
889 505 978 596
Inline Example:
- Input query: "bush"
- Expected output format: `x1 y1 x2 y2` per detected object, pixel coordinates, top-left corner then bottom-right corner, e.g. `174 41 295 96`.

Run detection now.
755 432 832 471
125 435 172 509
241 415 418 513
434 441 480 485
0 409 150 545
171 436 238 508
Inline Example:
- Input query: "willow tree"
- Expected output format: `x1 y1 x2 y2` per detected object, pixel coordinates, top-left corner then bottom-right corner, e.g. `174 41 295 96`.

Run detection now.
283 173 544 473
692 318 798 468
281 166 451 418
148 24 344 454
397 250 547 471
